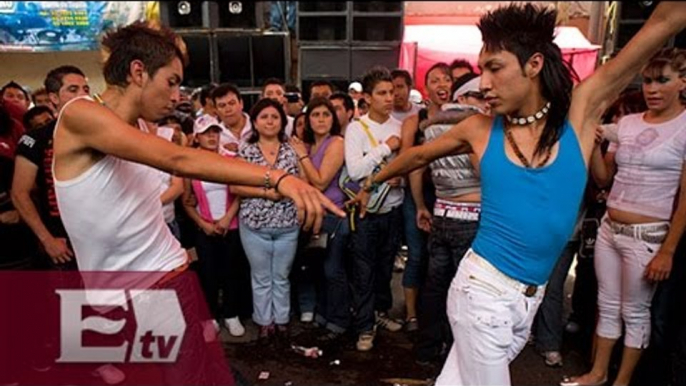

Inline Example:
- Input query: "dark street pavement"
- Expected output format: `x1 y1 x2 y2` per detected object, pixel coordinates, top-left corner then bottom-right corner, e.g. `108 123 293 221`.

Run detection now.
222 271 590 386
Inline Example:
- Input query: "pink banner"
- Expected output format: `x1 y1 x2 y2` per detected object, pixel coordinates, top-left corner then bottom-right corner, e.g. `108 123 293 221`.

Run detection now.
400 25 600 97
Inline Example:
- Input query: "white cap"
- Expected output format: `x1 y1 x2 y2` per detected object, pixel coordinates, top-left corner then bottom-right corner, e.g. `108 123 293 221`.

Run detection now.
409 89 423 104
193 114 222 134
453 76 481 101
348 81 362 93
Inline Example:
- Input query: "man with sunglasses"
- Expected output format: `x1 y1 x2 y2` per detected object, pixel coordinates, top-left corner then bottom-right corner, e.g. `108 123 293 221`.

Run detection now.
452 74 490 116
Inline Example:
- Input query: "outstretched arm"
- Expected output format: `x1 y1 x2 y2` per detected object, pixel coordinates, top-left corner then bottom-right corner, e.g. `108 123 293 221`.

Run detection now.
371 115 475 185
59 99 345 233
571 2 686 134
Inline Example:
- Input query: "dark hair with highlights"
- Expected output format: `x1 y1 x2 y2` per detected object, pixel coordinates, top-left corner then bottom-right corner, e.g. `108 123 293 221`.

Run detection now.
642 47 686 79
362 66 393 95
101 21 187 88
478 3 579 157
303 97 341 145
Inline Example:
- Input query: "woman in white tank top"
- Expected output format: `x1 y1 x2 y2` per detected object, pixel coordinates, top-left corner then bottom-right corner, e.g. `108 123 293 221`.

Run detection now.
568 48 686 386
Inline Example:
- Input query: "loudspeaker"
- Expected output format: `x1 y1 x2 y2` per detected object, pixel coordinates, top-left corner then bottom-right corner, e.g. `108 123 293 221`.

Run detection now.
252 34 289 86
615 1 684 52
300 47 350 78
216 34 252 87
178 32 214 88
217 1 262 29
615 2 659 50
351 46 401 79
216 32 289 88
160 1 208 29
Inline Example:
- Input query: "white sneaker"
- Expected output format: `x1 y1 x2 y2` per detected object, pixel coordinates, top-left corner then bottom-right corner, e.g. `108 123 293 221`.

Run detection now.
203 319 220 342
224 317 245 337
93 364 126 385
300 312 314 323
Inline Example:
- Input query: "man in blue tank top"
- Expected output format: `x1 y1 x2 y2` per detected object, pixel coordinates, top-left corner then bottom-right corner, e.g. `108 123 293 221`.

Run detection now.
353 3 686 385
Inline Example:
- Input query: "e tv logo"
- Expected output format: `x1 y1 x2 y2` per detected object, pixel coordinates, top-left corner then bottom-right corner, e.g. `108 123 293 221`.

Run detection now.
56 289 186 363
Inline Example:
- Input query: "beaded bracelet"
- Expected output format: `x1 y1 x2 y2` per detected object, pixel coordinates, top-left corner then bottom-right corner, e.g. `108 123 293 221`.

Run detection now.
264 169 272 190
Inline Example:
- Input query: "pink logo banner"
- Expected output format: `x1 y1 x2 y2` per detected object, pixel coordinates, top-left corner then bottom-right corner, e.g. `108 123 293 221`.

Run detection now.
0 270 234 385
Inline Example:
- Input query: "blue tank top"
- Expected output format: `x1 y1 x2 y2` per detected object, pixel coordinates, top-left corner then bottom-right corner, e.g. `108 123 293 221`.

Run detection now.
471 116 587 285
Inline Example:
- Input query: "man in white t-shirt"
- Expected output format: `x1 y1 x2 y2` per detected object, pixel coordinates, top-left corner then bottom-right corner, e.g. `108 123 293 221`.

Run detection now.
344 66 405 352
212 83 251 154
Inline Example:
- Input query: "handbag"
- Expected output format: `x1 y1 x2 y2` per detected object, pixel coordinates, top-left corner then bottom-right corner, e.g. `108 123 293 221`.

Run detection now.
338 119 393 214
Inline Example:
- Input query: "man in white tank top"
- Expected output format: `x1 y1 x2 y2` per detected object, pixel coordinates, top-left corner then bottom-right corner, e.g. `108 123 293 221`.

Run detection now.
50 22 343 385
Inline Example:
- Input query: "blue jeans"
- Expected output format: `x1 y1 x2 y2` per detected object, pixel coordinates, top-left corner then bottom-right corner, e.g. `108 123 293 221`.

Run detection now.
416 215 479 362
315 213 352 332
239 222 299 326
401 189 429 288
350 207 402 333
534 240 579 352
269 1 296 31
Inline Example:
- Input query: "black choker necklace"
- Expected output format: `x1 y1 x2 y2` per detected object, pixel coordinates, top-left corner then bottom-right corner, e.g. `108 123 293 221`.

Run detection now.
506 102 551 125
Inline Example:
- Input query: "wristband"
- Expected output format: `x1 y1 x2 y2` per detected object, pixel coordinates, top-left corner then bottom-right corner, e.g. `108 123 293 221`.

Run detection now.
299 154 310 162
363 176 380 193
274 173 291 192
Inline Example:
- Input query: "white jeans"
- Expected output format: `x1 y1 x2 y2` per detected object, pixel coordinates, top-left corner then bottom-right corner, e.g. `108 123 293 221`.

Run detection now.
436 249 545 386
594 216 665 348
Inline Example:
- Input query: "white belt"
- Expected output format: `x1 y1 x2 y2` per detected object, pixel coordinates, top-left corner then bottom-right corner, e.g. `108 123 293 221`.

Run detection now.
466 249 543 298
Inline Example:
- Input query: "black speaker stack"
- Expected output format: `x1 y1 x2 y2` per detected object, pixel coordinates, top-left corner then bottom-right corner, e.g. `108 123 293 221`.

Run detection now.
159 0 289 106
613 1 684 53
297 1 404 101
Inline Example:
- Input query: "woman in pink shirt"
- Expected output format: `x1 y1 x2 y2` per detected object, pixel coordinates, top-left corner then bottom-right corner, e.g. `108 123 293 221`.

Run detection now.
566 48 686 386
183 114 247 339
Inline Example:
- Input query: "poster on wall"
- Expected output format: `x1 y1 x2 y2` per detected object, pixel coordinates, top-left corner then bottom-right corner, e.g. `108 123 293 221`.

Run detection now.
0 1 156 52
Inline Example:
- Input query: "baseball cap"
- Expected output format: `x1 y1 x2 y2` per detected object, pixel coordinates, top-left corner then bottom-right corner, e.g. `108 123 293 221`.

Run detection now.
348 81 362 93
193 114 222 134
453 76 482 101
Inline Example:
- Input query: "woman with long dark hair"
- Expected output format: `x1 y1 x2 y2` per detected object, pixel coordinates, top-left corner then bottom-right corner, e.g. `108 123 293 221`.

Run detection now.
290 97 350 338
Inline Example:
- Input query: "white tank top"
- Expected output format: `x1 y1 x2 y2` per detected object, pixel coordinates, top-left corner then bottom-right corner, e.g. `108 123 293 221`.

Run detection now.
53 97 187 273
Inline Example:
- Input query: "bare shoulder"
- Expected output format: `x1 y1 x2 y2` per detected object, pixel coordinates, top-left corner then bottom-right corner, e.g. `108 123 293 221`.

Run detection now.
327 136 345 150
451 113 493 142
402 113 420 127
60 98 108 134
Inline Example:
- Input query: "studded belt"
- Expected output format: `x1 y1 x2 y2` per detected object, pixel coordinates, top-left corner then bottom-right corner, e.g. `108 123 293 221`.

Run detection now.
433 200 480 222
604 217 669 244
